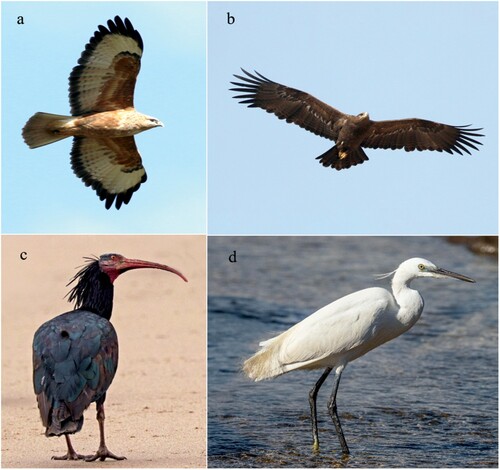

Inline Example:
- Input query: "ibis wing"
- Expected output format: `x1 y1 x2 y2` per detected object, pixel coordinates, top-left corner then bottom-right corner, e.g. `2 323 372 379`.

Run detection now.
69 16 143 115
362 119 483 155
33 311 118 436
71 136 147 210
231 69 345 141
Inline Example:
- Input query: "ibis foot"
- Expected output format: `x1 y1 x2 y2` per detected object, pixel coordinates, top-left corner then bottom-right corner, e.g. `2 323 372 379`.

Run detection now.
85 446 126 462
52 451 88 461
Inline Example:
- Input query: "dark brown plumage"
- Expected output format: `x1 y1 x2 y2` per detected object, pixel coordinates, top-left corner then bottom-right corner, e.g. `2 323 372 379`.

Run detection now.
231 69 483 170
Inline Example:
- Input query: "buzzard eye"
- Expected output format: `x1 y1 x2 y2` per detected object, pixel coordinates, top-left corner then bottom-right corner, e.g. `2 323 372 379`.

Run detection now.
418 263 425 271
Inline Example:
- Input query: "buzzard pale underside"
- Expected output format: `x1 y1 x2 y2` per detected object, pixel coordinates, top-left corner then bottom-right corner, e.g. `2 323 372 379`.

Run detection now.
22 16 162 209
231 69 483 170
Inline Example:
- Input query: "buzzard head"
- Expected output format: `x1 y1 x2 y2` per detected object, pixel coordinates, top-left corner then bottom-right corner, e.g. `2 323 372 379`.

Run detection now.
127 113 164 135
143 115 164 129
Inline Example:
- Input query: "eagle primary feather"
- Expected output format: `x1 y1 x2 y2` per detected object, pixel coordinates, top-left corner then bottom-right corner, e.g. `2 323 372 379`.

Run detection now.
22 16 162 209
231 69 483 170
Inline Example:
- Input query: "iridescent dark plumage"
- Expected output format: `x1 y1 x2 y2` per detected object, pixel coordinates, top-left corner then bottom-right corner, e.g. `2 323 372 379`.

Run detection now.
32 253 187 461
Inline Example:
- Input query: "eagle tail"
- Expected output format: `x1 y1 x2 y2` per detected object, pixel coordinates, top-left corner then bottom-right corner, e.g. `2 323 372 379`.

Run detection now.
22 112 73 149
316 145 369 170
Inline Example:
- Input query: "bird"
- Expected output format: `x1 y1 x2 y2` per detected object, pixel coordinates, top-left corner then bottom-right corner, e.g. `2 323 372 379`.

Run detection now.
22 16 163 209
32 253 187 461
231 69 483 170
243 257 475 454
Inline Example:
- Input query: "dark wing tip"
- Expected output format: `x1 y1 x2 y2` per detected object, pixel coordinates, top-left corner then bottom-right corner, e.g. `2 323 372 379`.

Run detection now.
71 138 147 210
93 15 143 52
99 172 147 210
451 125 484 154
232 68 272 85
230 68 274 105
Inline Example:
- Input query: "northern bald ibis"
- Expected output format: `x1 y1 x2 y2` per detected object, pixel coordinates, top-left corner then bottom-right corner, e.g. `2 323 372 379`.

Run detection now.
32 253 187 461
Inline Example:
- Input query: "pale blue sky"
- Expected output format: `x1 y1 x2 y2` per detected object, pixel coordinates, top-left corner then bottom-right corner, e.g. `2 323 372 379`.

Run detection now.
2 2 206 233
208 1 498 235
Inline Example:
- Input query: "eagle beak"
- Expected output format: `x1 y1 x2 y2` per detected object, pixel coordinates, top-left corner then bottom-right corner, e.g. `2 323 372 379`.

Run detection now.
157 120 164 128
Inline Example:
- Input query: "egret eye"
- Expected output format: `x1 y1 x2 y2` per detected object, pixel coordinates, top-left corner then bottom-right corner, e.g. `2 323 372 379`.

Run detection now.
418 263 425 271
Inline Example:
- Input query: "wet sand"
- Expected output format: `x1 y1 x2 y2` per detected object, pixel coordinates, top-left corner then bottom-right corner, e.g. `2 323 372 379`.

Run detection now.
2 235 206 468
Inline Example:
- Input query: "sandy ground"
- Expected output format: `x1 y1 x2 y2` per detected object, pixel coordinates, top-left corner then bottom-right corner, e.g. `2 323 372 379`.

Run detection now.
1 235 206 468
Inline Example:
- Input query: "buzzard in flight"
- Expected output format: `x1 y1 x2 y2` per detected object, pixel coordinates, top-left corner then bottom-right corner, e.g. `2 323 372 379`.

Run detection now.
231 69 483 170
22 16 162 209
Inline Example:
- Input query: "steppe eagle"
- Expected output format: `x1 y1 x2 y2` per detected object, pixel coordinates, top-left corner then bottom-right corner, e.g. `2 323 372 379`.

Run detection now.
22 16 162 209
231 69 483 170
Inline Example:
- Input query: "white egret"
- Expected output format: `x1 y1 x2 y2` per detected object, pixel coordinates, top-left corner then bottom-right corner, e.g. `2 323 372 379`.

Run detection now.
243 257 475 454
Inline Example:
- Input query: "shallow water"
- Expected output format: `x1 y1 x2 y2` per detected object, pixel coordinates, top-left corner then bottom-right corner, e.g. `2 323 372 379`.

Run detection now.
208 237 498 467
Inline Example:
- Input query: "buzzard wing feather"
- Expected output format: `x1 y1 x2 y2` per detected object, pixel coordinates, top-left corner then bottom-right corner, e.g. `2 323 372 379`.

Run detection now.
362 119 483 155
71 136 147 210
69 16 143 115
231 69 345 141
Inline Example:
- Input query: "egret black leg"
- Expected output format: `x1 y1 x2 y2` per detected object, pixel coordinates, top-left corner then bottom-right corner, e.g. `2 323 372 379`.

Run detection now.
327 368 350 454
52 434 88 460
85 400 126 462
309 367 332 451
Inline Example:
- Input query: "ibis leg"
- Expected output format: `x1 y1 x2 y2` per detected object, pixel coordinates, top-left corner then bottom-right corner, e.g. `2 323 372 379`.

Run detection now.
308 367 332 451
52 434 87 460
327 368 350 454
85 400 126 462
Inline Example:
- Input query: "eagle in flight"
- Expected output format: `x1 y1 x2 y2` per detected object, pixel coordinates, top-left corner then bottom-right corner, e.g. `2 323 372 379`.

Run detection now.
231 69 483 170
22 16 162 209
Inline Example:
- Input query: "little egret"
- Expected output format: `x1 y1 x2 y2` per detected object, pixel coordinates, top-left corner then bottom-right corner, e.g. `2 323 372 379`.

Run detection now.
243 257 475 454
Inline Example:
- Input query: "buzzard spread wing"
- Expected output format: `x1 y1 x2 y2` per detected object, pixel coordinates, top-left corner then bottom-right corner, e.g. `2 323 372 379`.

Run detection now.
69 16 143 115
362 119 483 155
71 136 147 210
231 69 345 141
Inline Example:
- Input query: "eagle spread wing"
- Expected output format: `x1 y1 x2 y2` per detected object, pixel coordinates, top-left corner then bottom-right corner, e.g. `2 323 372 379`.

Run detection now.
231 69 483 170
69 16 143 115
231 69 344 141
71 136 147 210
362 119 483 155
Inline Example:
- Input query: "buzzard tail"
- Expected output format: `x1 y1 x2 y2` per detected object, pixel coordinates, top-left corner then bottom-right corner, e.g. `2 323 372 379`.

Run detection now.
22 112 73 149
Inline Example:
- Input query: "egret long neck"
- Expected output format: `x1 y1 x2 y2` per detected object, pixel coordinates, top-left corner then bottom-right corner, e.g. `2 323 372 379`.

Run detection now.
391 271 424 329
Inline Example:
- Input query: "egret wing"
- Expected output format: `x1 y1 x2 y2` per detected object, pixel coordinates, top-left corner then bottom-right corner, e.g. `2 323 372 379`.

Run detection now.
278 288 395 370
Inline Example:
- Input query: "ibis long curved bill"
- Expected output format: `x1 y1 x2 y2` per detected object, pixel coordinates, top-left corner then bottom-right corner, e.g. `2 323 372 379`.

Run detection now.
101 255 189 283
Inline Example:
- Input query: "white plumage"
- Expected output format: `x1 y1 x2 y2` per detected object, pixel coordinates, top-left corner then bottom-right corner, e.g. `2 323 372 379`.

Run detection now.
243 257 475 454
